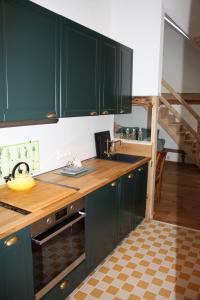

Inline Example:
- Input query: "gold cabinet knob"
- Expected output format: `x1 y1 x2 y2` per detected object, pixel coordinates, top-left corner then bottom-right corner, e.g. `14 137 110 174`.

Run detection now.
102 111 109 115
128 173 134 179
120 109 124 114
90 111 97 116
46 112 57 118
4 236 20 247
111 181 117 187
60 280 69 290
138 168 143 172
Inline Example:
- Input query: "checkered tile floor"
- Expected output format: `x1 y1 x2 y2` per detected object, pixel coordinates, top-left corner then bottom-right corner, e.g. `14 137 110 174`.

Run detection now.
68 220 200 300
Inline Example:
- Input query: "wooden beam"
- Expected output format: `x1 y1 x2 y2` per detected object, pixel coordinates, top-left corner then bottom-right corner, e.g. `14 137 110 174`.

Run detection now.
146 96 158 220
132 96 153 107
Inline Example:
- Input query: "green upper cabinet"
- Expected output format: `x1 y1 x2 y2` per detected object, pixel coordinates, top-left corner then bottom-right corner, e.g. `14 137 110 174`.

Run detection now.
0 227 34 300
61 19 100 117
0 0 133 123
118 45 133 114
1 0 59 122
99 37 119 115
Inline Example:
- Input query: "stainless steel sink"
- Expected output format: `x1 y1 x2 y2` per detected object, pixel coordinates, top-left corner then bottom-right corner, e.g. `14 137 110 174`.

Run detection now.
105 153 144 163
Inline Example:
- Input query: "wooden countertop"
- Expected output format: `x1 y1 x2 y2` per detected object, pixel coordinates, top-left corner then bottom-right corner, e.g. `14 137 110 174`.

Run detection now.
0 157 150 239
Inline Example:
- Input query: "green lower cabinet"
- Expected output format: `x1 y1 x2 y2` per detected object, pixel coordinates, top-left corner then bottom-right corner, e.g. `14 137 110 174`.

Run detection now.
85 181 119 271
133 164 148 228
0 227 34 300
118 171 136 241
41 262 86 300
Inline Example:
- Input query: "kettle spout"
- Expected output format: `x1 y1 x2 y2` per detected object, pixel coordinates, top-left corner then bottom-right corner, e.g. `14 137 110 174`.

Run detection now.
4 174 12 183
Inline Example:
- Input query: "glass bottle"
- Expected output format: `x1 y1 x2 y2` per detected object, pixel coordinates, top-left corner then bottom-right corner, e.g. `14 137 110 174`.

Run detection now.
126 128 130 139
132 128 136 140
138 128 143 141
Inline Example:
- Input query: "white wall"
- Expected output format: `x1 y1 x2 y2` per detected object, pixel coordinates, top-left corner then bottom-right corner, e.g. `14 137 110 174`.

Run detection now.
110 0 164 96
114 107 150 129
30 0 112 36
163 22 200 93
0 116 113 175
163 0 200 37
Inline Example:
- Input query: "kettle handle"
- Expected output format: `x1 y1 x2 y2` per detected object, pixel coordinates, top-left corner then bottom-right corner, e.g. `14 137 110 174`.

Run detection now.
11 162 30 178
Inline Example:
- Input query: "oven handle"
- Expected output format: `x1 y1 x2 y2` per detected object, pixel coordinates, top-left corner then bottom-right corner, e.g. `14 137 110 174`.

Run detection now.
32 211 85 246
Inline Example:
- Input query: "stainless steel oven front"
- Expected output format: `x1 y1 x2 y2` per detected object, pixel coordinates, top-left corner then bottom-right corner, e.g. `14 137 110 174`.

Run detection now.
31 198 85 300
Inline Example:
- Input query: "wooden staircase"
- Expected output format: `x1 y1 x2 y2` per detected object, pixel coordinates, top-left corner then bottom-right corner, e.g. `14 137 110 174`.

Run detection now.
159 80 200 167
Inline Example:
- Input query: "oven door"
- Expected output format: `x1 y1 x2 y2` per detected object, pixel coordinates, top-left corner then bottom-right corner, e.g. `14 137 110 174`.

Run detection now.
32 211 85 299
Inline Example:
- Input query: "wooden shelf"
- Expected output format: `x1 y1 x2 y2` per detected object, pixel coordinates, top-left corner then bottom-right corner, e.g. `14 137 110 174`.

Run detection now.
132 96 153 107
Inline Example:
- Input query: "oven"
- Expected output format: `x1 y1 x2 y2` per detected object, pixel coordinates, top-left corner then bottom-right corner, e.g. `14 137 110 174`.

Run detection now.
31 198 85 300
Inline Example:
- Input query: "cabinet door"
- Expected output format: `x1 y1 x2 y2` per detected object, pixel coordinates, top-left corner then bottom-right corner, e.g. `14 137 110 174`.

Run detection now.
119 171 136 241
85 181 119 271
61 19 100 117
0 227 34 300
2 0 59 121
134 164 148 227
118 45 133 114
99 37 119 115
0 3 5 121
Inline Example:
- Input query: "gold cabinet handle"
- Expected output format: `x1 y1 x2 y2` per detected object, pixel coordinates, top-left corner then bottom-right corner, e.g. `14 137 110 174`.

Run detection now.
102 111 109 115
46 112 57 118
120 109 124 114
128 173 134 179
90 111 97 116
111 181 117 187
60 279 69 290
4 236 20 247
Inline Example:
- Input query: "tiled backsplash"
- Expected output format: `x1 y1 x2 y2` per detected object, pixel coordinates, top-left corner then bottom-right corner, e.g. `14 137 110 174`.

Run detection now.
0 141 40 184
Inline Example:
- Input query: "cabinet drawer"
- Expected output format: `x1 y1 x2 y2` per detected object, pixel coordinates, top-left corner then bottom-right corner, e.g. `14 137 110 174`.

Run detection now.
41 261 86 300
0 227 30 255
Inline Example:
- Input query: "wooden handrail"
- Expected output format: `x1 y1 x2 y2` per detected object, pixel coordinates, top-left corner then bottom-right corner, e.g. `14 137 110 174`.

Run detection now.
162 79 200 123
160 96 200 143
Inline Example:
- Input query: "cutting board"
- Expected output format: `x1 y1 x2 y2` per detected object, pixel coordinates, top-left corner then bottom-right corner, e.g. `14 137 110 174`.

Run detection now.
0 181 77 213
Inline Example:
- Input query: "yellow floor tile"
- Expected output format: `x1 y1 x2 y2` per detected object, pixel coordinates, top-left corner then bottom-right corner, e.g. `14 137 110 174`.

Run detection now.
68 220 200 300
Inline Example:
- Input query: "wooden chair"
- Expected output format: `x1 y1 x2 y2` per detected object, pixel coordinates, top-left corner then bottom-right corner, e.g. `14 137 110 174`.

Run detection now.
155 151 167 203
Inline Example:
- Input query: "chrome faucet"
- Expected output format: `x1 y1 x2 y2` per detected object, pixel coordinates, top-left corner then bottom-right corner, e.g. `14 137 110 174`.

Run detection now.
104 139 121 158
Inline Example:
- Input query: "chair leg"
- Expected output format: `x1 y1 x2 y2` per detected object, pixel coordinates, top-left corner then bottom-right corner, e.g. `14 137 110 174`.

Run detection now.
155 182 159 204
157 180 161 203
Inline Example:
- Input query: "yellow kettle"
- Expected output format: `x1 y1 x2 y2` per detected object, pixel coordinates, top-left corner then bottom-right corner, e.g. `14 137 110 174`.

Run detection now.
4 162 36 191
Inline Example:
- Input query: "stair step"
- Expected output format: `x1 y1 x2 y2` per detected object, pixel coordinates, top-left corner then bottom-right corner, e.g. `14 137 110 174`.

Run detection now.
168 114 176 122
159 107 169 118
178 131 186 135
184 139 193 144
168 122 183 126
